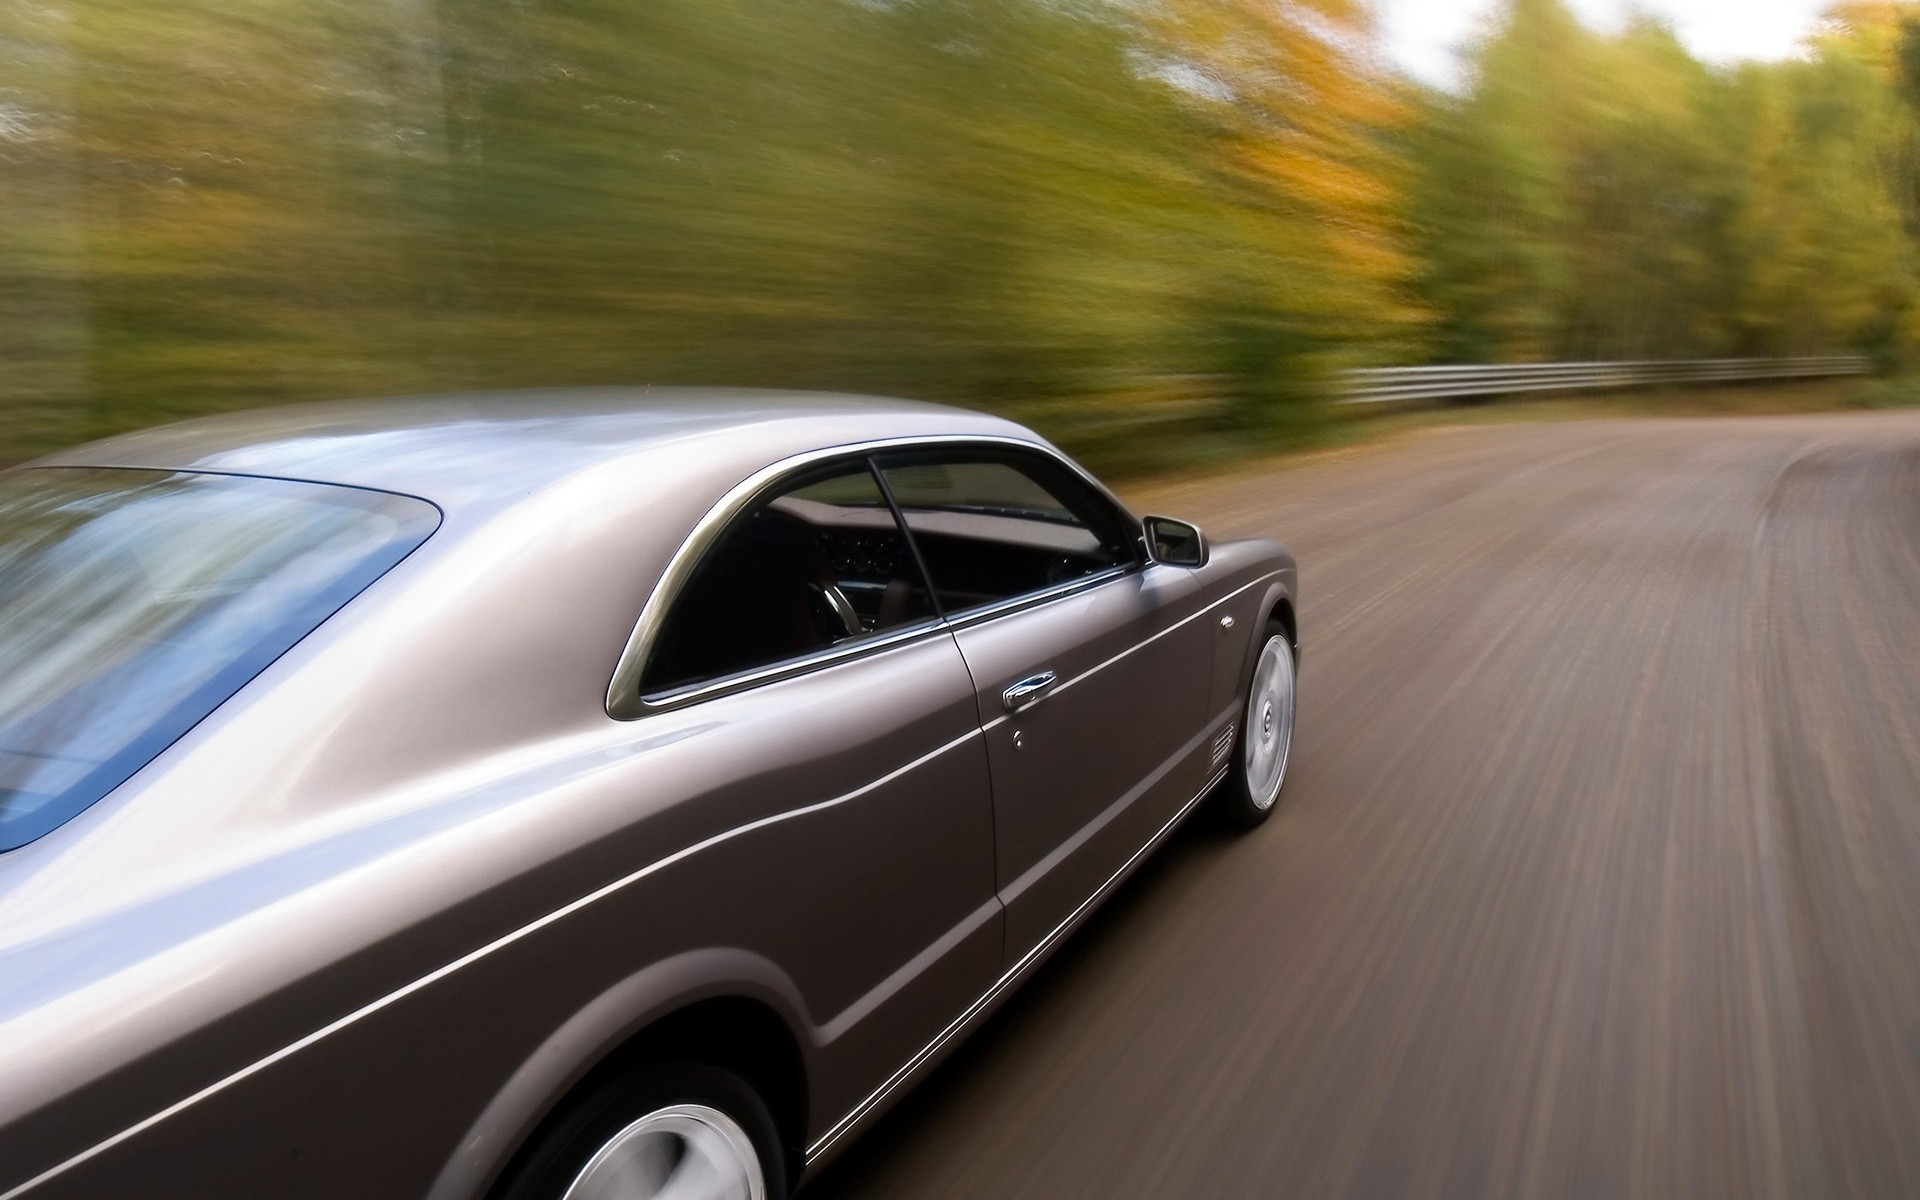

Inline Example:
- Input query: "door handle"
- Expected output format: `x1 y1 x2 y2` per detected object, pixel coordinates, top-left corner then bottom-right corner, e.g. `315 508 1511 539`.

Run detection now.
1002 670 1059 712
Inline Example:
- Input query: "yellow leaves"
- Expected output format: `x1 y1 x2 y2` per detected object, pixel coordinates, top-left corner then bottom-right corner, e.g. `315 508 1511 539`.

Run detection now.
1155 0 1422 336
19 0 1912 463
1819 1 1906 41
1810 2 1899 82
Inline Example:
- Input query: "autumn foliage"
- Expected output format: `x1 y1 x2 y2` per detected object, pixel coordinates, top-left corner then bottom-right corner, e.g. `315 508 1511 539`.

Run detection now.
2 0 1918 469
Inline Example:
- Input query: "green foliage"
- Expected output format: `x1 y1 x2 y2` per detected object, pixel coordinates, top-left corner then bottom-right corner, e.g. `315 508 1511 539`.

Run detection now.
1405 0 1920 366
0 0 1408 469
1848 372 1920 407
7 0 1920 471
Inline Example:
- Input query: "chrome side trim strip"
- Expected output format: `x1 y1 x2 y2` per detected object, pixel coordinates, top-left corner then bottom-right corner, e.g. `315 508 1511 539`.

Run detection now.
996 703 1218 916
816 898 1004 1044
804 748 1236 1166
0 727 987 1200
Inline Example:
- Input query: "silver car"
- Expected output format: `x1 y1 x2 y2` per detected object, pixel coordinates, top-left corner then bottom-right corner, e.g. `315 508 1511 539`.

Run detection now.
0 390 1298 1200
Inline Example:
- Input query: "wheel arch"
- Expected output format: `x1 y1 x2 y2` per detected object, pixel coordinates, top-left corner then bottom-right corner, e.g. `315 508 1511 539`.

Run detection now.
1249 579 1298 680
429 949 814 1200
1269 594 1297 650
605 995 809 1181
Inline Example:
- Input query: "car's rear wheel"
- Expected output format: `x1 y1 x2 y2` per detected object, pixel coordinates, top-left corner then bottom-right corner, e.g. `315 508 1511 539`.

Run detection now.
1215 623 1296 829
496 1062 787 1200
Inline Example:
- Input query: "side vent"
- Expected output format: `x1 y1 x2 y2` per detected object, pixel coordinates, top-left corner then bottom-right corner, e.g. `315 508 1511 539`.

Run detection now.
1210 726 1234 769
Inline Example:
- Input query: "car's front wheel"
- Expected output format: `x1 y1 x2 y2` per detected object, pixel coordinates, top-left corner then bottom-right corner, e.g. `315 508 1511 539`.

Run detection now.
1215 622 1297 829
496 1062 787 1200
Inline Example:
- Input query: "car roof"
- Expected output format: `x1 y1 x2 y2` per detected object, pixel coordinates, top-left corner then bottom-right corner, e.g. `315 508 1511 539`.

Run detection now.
31 388 1039 515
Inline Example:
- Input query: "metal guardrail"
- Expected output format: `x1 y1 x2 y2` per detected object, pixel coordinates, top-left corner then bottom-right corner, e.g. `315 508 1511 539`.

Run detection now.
1341 356 1871 405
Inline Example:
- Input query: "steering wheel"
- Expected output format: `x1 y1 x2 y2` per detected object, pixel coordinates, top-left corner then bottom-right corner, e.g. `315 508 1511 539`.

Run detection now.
808 580 863 639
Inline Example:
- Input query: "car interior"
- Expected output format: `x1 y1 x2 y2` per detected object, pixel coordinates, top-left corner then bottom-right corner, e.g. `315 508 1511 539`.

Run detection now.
639 455 1138 695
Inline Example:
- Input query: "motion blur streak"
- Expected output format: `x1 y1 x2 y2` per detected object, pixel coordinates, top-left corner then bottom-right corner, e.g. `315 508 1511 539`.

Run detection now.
9 2 1920 472
809 412 1920 1200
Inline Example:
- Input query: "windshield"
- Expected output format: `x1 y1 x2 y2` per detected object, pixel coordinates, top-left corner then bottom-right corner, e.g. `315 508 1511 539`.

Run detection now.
0 468 439 852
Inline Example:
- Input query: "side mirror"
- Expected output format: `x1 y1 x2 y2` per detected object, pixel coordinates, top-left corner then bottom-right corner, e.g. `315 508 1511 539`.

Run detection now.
1143 515 1208 568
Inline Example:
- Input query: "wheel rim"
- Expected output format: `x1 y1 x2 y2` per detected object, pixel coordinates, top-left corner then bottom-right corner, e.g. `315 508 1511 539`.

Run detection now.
562 1103 765 1200
1243 635 1296 810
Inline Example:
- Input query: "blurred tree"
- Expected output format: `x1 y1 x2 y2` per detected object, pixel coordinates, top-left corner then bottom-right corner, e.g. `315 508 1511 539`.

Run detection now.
2 0 1427 467
1151 0 1423 433
1406 0 1587 362
6 0 1920 470
0 0 91 455
1560 17 1722 360
1404 0 1920 366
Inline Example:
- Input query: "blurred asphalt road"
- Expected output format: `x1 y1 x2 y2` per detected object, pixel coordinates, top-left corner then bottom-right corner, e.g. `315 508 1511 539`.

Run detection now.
807 412 1920 1200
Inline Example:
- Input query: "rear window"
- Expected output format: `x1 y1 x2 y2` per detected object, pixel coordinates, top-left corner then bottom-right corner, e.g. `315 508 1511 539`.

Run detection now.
0 468 439 852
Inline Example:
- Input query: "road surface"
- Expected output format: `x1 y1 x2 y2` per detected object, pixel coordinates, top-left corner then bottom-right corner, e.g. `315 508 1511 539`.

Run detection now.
806 412 1920 1200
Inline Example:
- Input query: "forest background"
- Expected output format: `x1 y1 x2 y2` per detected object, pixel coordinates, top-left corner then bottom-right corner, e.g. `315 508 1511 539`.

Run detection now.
5 0 1920 469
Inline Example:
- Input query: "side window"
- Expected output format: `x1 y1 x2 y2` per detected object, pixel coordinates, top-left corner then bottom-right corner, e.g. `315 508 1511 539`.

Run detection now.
873 450 1138 618
641 462 939 695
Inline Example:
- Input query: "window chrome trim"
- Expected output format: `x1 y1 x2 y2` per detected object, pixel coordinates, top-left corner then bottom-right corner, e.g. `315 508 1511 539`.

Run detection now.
634 618 949 711
937 564 1134 632
606 434 1142 719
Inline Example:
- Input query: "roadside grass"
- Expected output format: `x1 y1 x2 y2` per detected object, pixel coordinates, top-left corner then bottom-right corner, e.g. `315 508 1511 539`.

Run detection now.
1844 373 1920 410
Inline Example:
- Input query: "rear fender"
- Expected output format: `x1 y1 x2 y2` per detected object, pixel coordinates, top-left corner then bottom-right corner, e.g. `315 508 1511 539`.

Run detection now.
426 948 812 1200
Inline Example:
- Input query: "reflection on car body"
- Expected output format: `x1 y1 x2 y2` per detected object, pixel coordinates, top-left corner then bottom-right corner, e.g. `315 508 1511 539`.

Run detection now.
0 389 1297 1200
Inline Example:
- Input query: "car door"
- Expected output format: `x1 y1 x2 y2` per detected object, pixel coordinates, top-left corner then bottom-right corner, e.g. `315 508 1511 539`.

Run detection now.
873 447 1213 965
616 455 1002 1120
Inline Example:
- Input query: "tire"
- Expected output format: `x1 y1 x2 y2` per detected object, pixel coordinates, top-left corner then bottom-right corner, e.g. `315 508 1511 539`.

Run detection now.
493 1062 788 1200
1214 622 1298 830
